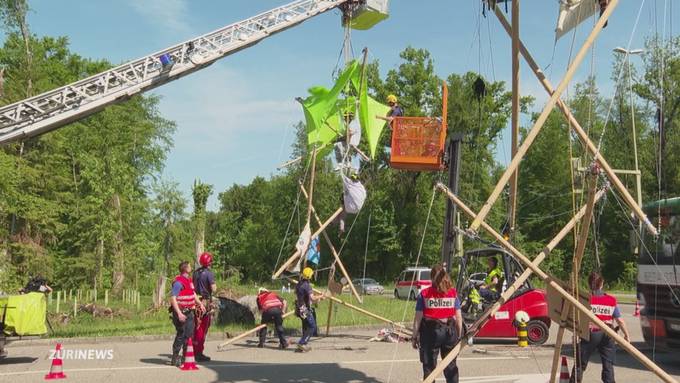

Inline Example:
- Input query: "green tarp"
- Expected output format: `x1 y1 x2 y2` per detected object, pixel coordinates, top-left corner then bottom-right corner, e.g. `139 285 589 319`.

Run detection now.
0 292 47 336
300 59 389 159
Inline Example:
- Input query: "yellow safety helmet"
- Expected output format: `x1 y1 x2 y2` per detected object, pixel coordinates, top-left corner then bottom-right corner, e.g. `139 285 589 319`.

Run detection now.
302 267 314 280
387 94 398 104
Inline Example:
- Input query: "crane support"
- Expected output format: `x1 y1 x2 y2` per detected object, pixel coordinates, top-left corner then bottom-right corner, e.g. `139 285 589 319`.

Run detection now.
0 0 356 145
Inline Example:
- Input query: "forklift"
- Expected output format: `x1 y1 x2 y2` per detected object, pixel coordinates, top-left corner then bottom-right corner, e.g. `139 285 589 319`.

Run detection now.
441 136 550 345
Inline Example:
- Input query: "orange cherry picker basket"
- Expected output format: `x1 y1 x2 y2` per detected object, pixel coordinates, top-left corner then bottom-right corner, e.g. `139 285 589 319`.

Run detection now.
389 82 448 171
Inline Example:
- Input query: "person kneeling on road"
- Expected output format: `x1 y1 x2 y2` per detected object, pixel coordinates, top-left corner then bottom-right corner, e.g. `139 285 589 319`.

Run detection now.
295 267 326 353
256 287 289 349
169 260 205 367
412 264 463 383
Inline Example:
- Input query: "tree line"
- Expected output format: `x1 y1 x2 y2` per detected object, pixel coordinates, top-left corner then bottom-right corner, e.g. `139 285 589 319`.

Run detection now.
1 2 679 296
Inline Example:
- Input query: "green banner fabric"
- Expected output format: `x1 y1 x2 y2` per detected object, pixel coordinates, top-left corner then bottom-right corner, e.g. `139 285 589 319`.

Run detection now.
301 61 360 149
360 93 390 159
0 292 47 336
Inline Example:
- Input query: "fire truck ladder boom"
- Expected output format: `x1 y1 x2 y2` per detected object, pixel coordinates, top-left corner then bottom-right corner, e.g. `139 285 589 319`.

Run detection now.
0 0 353 144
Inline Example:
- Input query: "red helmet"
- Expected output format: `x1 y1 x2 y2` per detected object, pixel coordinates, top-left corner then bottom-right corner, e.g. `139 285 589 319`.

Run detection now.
199 252 213 267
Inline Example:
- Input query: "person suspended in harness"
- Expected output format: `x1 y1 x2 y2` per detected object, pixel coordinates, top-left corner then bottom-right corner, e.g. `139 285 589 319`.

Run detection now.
192 252 217 362
169 261 205 367
256 288 289 349
412 264 463 383
294 267 326 353
571 272 630 383
478 257 503 302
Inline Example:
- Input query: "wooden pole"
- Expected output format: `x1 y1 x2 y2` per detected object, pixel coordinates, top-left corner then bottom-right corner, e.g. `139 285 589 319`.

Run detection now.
426 185 605 383
508 0 520 236
492 2 657 236
137 291 141 310
56 291 60 314
325 300 334 337
286 278 412 335
549 175 598 382
73 296 77 318
104 289 109 306
304 150 318 270
272 207 344 279
432 183 677 383
217 311 296 350
469 0 619 232
299 183 363 303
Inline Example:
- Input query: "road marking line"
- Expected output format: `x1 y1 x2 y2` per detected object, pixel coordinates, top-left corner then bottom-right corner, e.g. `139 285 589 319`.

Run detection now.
0 356 530 376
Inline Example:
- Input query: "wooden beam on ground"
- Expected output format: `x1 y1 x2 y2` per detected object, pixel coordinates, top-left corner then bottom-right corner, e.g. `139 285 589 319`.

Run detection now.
299 183 362 303
272 207 344 279
325 299 334 337
492 2 657 237
508 0 520 236
217 310 295 350
468 0 619 232
431 183 677 383
549 175 598 382
425 184 605 383
287 278 412 336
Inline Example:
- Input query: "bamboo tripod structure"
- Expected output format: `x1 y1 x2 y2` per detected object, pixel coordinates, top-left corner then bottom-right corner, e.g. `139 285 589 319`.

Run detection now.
424 1 675 381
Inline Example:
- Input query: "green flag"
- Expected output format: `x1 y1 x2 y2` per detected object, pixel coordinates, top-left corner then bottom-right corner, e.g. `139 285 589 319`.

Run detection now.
359 92 390 159
301 61 360 149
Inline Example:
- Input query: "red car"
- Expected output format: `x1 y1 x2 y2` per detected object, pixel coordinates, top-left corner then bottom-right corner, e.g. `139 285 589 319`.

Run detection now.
456 248 551 345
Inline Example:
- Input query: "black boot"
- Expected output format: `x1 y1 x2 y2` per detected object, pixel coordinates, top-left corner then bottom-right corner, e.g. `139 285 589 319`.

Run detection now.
195 353 211 362
170 353 180 367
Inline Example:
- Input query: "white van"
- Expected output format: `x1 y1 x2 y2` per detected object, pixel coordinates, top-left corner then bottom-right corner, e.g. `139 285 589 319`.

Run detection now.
394 267 432 300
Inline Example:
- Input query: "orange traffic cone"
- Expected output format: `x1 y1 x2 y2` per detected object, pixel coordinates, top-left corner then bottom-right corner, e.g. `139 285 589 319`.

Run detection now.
180 338 199 371
633 300 640 317
559 356 570 383
45 343 67 380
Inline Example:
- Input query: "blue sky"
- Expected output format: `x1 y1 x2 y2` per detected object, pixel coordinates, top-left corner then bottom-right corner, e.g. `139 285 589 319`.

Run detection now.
21 1 678 210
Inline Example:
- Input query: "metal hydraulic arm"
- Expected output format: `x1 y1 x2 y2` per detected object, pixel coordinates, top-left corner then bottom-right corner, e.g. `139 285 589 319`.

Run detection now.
0 0 355 145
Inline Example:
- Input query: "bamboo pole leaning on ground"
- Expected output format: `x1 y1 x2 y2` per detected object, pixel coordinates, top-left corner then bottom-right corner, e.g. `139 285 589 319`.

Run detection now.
217 310 296 350
428 184 677 383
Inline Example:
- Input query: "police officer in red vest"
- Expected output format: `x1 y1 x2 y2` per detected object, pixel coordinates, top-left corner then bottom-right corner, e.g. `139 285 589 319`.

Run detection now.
571 272 631 383
412 264 463 383
256 287 289 349
169 261 205 367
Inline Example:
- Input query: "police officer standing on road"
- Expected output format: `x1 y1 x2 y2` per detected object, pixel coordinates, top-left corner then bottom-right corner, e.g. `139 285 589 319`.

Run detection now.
193 252 217 362
412 264 463 383
571 271 631 383
169 261 204 367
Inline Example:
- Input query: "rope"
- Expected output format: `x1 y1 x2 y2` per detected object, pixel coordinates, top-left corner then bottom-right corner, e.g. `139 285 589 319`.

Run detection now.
386 184 438 383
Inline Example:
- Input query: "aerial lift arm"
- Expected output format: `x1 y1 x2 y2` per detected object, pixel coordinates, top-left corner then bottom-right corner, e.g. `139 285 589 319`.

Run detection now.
0 0 370 144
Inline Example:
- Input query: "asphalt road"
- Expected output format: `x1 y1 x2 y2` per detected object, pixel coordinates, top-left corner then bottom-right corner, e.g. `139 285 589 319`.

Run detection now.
1 304 678 383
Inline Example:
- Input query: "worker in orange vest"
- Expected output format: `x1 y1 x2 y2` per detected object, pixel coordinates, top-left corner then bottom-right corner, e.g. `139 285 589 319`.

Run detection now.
256 288 289 349
169 261 205 367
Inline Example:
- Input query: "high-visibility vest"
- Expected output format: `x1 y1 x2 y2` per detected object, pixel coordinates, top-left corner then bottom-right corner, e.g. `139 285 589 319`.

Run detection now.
421 287 457 320
258 292 283 311
174 275 196 309
485 267 503 292
590 293 617 327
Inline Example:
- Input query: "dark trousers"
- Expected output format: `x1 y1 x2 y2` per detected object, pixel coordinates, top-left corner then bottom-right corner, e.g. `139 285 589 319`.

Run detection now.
571 330 616 383
419 321 459 383
298 310 317 346
259 308 287 346
172 310 195 356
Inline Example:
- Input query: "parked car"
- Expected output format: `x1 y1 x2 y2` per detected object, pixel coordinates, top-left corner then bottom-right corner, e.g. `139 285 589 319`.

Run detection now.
350 278 384 295
394 267 432 300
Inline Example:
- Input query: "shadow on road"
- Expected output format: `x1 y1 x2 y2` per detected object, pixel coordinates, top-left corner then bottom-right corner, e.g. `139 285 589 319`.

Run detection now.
559 341 680 376
140 354 172 366
0 356 37 365
201 360 382 383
